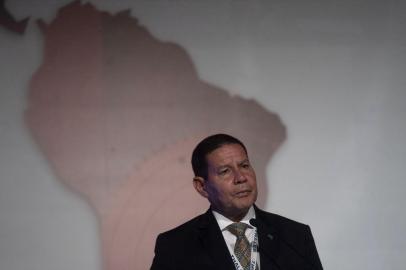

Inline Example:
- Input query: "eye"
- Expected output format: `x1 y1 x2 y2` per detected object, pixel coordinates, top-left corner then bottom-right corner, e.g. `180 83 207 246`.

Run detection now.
218 168 230 175
241 162 250 169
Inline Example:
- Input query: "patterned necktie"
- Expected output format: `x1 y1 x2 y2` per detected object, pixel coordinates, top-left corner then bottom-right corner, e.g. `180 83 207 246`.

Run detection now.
226 222 251 270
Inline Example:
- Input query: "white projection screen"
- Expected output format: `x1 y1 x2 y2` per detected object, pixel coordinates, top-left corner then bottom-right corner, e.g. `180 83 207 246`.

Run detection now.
0 1 405 270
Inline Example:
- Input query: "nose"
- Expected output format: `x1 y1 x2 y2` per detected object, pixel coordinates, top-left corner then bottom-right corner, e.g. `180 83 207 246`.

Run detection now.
234 169 247 184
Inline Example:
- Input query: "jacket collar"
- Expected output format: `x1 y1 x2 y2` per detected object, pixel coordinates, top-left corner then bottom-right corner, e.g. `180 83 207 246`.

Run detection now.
196 209 236 270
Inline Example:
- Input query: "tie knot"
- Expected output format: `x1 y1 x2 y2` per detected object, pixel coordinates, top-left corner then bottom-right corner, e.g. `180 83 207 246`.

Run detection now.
226 222 249 237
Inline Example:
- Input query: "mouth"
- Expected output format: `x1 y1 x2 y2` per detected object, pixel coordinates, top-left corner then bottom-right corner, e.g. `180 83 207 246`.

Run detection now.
235 190 251 198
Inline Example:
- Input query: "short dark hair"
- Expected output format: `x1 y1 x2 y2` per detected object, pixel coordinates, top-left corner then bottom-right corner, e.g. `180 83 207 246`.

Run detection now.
191 134 247 180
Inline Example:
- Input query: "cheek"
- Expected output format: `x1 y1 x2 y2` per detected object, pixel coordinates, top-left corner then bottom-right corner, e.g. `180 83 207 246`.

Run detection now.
248 172 257 183
207 183 222 198
209 183 230 199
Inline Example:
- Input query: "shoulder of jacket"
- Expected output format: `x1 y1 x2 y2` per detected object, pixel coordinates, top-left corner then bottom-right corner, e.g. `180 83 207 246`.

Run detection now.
157 210 210 239
255 206 310 232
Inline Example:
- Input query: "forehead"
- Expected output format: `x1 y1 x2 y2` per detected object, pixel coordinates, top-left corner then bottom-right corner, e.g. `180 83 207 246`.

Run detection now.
206 144 248 166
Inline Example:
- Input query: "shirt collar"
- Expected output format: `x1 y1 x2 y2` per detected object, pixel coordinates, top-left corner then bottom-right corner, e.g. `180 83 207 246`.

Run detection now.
212 206 256 231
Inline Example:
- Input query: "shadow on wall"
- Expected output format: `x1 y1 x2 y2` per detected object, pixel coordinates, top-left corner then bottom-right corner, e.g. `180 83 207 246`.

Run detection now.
24 1 286 269
0 0 29 34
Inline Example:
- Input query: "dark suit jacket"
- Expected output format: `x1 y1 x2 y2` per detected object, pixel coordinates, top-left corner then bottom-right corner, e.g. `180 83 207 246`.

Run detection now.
151 206 323 270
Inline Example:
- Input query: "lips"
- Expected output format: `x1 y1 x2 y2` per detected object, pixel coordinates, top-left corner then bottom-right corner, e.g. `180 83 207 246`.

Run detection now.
235 189 251 197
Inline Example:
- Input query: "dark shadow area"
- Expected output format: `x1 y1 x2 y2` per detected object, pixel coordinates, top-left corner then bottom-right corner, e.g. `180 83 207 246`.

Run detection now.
0 0 29 34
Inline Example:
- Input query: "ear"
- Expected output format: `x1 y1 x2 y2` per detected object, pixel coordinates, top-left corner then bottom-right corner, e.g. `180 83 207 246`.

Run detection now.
193 176 209 198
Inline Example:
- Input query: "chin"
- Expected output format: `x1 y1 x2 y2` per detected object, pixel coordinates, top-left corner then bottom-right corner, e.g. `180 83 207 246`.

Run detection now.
237 199 255 211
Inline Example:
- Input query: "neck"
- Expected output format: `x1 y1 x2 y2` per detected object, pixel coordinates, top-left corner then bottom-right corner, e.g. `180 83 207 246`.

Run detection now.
213 207 250 222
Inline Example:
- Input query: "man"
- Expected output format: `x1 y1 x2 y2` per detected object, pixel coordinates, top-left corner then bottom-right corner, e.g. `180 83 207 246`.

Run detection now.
151 134 323 270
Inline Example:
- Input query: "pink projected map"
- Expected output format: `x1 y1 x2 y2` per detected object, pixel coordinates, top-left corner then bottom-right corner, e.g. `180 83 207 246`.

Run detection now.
23 1 285 269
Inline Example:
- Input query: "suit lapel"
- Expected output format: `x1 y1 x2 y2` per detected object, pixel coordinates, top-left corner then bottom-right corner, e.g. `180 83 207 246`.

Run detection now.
254 206 283 269
196 209 236 270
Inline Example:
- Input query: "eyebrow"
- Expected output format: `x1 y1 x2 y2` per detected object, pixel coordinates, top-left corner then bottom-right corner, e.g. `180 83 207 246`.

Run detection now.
214 158 250 169
238 159 250 165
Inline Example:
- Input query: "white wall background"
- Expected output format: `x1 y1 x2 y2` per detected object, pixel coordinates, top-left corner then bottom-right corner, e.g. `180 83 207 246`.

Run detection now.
1 0 405 269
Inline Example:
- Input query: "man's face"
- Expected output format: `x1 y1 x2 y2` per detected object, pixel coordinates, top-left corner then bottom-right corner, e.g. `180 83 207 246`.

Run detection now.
202 143 258 221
